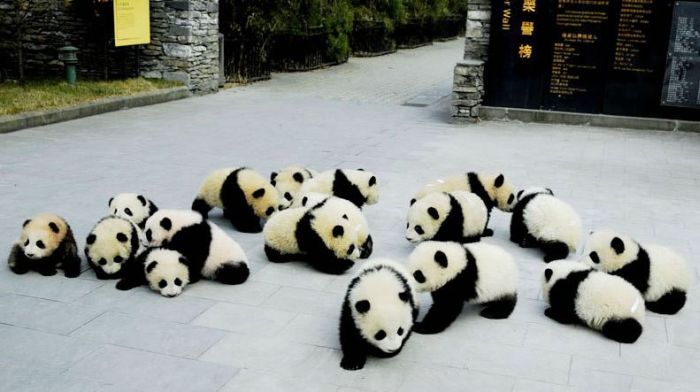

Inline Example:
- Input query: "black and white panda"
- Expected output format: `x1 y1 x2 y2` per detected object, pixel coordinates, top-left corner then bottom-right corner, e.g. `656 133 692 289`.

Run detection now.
85 216 145 280
7 213 81 278
191 168 280 233
406 191 488 244
410 173 516 233
339 259 418 370
510 187 582 262
144 209 249 285
584 229 690 315
297 169 379 209
263 200 362 274
116 247 190 297
295 192 373 258
542 260 645 343
407 241 518 334
270 166 317 209
108 193 158 229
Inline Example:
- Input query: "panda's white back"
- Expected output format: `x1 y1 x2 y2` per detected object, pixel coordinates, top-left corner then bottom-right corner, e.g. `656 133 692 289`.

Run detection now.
451 191 488 237
414 175 469 201
575 271 645 329
200 221 248 278
466 243 518 304
523 194 581 251
198 168 235 208
298 171 334 197
645 245 691 301
263 208 307 254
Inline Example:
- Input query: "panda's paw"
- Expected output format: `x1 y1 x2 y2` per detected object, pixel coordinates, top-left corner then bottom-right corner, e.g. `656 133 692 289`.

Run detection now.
483 228 494 237
340 356 365 371
39 268 57 277
413 322 440 335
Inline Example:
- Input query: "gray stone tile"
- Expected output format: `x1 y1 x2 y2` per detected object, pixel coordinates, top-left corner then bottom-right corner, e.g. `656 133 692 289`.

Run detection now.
183 279 281 306
399 365 515 392
191 302 296 335
465 343 572 384
199 333 317 370
261 286 343 318
0 270 104 303
667 310 700 350
0 293 103 335
251 263 338 291
220 369 338 392
523 322 620 359
278 314 340 349
513 379 575 392
65 345 237 392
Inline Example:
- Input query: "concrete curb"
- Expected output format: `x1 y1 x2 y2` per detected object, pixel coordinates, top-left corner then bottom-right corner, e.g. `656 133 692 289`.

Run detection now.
0 86 191 134
476 106 700 132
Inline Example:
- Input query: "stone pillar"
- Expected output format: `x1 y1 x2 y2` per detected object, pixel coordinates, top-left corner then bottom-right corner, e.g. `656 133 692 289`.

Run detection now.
463 0 492 61
451 60 485 122
141 0 220 93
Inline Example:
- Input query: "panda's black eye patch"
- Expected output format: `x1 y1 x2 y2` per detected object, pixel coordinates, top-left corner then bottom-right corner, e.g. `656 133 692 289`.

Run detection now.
508 194 514 204
333 225 344 238
302 197 308 206
253 188 265 198
113 256 123 263
124 208 133 216
369 176 376 186
355 300 370 313
86 234 96 245
174 278 182 286
116 233 129 242
158 279 167 289
293 172 304 183
266 207 275 216
397 327 404 336
434 251 448 268
589 252 600 264
98 258 107 266
414 225 424 235
284 192 293 201
494 174 505 188
36 240 45 249
347 244 355 254
145 229 152 242
611 237 625 254
428 207 439 220
374 330 386 340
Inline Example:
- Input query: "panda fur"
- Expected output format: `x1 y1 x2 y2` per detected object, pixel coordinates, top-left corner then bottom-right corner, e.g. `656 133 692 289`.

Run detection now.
510 187 582 262
108 193 158 229
297 169 378 209
7 213 81 278
339 259 418 370
270 166 316 209
406 191 488 244
584 229 690 315
144 209 249 285
116 247 190 297
191 167 279 233
542 260 645 343
407 241 518 334
410 173 516 225
263 199 362 274
85 216 144 280
295 192 373 258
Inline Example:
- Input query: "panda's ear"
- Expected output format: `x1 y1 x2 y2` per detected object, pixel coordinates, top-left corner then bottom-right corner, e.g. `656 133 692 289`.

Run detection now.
333 225 344 238
108 197 114 207
369 176 377 186
398 290 410 302
355 300 370 313
544 268 553 282
434 251 448 268
428 207 439 220
178 257 189 266
409 198 416 206
48 222 60 233
22 219 31 227
86 234 96 245
253 188 265 199
301 196 308 206
517 190 523 199
160 218 172 231
137 195 147 206
116 233 129 242
293 172 304 183
146 261 158 274
546 188 553 195
611 237 625 254
357 168 365 171
494 174 505 188
270 172 278 181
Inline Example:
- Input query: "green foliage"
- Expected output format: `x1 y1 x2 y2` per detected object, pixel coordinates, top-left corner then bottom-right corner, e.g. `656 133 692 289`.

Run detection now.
447 0 468 17
351 0 404 29
220 0 282 43
324 0 353 61
402 0 430 21
430 0 450 19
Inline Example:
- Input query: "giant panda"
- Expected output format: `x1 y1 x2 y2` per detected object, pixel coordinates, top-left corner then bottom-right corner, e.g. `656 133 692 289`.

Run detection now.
295 192 373 258
339 259 418 370
297 169 379 209
406 191 488 244
407 241 518 334
116 247 190 298
584 229 690 315
410 173 516 229
191 168 280 233
85 216 145 279
144 209 249 285
510 187 582 262
263 200 362 274
108 193 158 229
7 213 81 278
270 166 317 209
542 260 645 343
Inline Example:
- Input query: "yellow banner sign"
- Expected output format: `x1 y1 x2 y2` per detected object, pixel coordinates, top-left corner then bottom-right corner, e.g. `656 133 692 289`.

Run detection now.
114 0 150 47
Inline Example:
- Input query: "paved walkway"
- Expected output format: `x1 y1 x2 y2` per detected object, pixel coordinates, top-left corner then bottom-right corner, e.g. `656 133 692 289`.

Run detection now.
1 39 699 392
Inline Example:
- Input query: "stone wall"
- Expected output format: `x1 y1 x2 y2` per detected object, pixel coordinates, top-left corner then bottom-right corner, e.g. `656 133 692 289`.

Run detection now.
463 0 491 61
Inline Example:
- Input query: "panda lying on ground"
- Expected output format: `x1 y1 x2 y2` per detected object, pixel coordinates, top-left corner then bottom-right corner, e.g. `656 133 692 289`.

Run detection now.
270 166 317 209
116 247 191 297
109 193 158 229
85 216 144 280
406 191 488 244
297 169 379 209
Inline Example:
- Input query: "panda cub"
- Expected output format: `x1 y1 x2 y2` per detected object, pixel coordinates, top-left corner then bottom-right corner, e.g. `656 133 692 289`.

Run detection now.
542 260 645 343
263 200 362 274
108 193 158 229
297 169 379 209
116 247 190 298
191 167 279 233
85 216 145 279
7 213 81 278
144 209 249 285
408 241 518 334
296 192 373 258
410 173 516 237
510 187 582 262
339 259 418 370
584 229 690 315
406 191 488 244
270 166 316 209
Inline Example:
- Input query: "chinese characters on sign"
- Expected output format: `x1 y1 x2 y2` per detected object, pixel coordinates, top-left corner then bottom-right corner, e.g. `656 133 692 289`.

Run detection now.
661 1 700 108
114 0 151 47
518 0 537 59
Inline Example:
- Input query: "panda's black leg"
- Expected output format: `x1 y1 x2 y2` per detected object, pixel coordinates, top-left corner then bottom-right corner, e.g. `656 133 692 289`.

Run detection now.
483 228 494 237
37 264 57 276
264 245 296 263
7 245 30 274
544 307 577 324
340 303 368 370
542 241 569 263
479 294 517 319
359 235 373 259
645 289 687 315
601 318 643 343
214 262 250 285
414 296 464 334
309 257 354 275
462 235 481 244
340 353 367 371
62 255 82 278
225 209 263 233
191 198 212 218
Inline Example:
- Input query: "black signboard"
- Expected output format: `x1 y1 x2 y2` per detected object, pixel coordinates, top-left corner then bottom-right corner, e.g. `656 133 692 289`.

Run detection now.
484 0 699 120
661 1 700 108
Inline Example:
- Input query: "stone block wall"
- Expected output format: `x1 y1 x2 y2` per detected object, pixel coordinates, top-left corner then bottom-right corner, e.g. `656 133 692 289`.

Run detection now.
463 0 491 61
